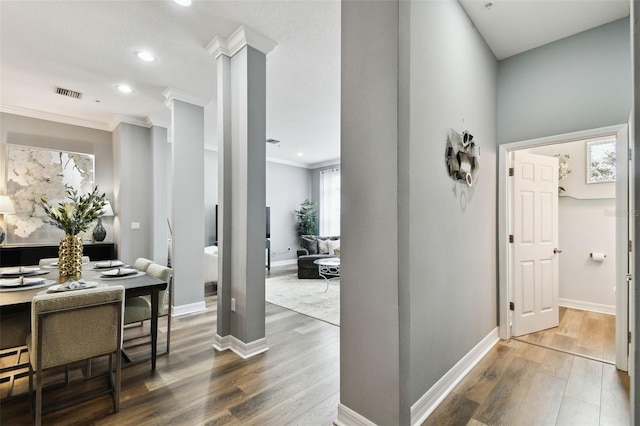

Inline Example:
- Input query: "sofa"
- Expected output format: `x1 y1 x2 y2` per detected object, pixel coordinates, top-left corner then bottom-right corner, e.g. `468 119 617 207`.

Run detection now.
297 235 340 279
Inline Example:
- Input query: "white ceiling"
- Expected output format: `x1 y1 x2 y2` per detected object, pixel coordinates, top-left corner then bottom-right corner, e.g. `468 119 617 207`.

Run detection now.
0 1 631 168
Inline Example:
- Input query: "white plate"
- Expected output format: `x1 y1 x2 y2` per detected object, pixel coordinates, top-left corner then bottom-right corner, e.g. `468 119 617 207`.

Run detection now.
0 280 55 292
48 281 98 292
0 278 23 287
94 260 125 269
101 267 137 277
0 267 44 276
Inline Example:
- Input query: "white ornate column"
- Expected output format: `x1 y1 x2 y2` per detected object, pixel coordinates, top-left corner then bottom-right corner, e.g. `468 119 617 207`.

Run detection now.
163 89 208 315
208 26 276 358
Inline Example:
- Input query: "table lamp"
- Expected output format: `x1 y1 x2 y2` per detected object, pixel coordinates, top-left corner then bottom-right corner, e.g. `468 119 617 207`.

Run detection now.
0 195 16 245
92 200 114 242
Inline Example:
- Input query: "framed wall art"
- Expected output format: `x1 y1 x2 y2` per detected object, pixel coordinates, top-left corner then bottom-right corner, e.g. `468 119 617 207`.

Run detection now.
5 144 95 244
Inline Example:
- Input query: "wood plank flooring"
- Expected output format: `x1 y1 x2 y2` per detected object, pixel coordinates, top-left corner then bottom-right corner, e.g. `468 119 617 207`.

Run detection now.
0 281 340 425
517 307 616 363
1 275 629 426
425 308 630 426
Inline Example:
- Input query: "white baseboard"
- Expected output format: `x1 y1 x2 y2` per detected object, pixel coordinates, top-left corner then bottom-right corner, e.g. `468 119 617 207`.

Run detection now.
559 298 615 315
171 301 207 317
270 258 297 267
335 403 377 426
213 333 269 359
410 327 499 425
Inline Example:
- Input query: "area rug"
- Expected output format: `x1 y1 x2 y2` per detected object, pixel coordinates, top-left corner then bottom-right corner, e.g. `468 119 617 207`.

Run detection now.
265 273 340 326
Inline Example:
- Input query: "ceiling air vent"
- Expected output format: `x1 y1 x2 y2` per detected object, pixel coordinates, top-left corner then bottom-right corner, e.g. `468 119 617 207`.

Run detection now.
55 87 83 100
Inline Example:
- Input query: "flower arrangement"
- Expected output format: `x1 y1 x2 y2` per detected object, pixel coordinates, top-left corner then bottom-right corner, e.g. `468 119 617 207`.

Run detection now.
40 185 107 236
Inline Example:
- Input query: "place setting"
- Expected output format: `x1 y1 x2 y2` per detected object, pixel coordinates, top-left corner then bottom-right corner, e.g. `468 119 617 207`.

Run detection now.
98 265 145 280
47 279 99 293
92 260 128 270
0 266 49 278
0 276 55 292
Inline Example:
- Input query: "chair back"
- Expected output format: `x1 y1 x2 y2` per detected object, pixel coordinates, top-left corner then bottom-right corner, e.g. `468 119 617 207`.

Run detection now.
145 264 172 315
134 257 154 272
29 286 124 370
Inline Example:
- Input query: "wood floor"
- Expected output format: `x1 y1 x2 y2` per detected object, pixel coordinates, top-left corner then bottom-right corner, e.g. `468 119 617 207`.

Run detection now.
1 277 630 426
0 285 340 425
425 308 630 426
517 307 617 364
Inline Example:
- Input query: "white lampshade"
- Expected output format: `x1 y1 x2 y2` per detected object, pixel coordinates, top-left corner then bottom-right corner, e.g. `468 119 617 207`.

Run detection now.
0 195 15 214
101 200 114 217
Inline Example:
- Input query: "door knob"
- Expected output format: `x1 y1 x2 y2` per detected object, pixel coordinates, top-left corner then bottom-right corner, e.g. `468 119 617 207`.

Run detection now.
553 248 562 254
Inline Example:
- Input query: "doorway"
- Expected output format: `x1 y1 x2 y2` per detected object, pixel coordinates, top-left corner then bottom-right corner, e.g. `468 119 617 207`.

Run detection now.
498 124 631 371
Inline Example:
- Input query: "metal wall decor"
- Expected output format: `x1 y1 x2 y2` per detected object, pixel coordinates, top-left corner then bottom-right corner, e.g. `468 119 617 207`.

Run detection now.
445 128 479 187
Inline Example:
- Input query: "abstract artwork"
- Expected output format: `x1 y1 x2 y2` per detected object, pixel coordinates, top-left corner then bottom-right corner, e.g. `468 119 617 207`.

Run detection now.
445 128 480 187
5 144 95 244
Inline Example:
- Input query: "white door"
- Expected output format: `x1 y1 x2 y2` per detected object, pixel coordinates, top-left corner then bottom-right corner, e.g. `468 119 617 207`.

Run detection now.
511 151 559 337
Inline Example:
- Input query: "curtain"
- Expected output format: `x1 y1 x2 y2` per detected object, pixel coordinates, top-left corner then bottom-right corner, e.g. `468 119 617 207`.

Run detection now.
319 168 340 235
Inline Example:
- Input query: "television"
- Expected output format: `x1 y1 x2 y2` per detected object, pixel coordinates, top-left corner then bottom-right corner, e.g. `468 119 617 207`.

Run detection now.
215 205 270 244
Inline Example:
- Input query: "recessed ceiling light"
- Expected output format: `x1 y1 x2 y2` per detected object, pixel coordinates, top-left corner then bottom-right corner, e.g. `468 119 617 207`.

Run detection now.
173 0 192 6
297 152 303 157
117 84 133 94
137 50 156 62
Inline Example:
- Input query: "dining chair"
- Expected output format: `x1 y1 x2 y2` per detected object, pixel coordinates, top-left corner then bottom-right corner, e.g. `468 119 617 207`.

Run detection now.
27 286 124 426
133 257 153 272
124 263 172 354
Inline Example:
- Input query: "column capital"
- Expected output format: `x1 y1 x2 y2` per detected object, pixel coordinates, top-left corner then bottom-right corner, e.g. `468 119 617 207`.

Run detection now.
162 87 210 108
206 25 277 59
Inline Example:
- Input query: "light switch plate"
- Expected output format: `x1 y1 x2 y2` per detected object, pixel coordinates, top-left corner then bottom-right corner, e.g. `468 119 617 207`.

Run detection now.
131 222 141 230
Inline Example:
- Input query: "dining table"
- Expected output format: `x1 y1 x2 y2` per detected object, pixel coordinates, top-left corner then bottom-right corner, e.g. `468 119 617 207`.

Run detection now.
0 261 168 371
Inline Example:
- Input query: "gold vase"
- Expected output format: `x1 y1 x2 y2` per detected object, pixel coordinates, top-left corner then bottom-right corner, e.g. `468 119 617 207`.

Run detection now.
58 235 83 282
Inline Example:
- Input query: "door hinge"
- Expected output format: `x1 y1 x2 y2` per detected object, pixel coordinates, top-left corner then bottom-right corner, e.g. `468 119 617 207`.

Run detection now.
629 331 632 344
509 167 514 177
629 240 633 252
509 235 514 243
509 302 514 311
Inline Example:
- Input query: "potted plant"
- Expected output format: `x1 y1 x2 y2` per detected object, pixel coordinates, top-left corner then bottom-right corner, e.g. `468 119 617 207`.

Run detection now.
295 199 318 238
40 185 106 281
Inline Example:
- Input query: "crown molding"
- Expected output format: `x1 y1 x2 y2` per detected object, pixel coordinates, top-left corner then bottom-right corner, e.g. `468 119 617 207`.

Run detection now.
308 158 341 169
162 87 210 108
206 25 277 59
0 105 113 131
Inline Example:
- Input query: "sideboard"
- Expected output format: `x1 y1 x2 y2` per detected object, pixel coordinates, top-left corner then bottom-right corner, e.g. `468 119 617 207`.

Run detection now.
0 243 116 266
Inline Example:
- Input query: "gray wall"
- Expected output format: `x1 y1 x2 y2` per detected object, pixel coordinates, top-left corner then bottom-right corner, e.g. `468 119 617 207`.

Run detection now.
266 161 312 260
341 1 497 423
341 1 401 424
113 122 153 263
498 18 631 144
404 0 498 409
0 113 116 245
203 150 312 262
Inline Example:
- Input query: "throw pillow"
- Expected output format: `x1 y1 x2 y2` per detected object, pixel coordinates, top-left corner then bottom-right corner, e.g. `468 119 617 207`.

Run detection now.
328 239 340 255
317 238 331 254
301 235 318 255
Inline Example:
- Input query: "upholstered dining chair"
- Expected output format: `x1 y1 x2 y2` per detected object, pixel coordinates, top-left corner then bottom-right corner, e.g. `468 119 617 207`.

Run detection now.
123 263 172 354
27 286 124 426
133 257 153 272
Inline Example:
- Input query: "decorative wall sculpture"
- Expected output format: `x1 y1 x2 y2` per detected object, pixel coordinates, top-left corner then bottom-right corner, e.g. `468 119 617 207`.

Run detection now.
5 144 95 244
445 128 479 187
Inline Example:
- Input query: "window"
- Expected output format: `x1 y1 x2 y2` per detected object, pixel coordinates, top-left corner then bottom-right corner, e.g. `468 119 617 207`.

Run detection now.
319 168 340 235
